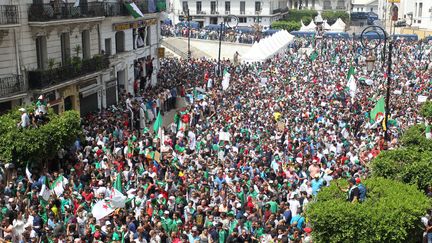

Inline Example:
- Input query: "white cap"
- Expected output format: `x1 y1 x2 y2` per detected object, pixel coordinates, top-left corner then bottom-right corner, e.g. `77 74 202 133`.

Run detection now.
19 108 26 112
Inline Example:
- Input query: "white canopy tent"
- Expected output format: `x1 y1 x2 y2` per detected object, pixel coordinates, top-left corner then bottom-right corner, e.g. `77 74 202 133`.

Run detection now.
323 20 331 30
242 30 294 63
330 18 346 32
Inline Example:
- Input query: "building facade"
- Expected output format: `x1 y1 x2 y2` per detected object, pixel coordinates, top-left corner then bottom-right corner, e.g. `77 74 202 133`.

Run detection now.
168 0 288 28
287 0 351 11
0 0 162 115
351 0 378 13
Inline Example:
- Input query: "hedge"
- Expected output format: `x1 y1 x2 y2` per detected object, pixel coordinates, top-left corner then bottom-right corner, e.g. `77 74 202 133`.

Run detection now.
271 20 301 32
306 177 431 243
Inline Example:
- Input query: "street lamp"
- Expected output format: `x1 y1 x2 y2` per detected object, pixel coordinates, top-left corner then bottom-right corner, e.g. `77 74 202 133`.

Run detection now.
366 53 376 72
217 15 238 76
360 25 393 141
186 8 191 59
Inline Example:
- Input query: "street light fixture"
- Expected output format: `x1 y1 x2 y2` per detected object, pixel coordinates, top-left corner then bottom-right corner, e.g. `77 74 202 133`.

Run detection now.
360 25 393 141
217 15 238 76
366 53 376 72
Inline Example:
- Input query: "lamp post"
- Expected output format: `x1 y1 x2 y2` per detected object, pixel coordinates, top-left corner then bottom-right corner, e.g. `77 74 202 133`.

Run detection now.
360 25 393 141
186 8 191 59
217 15 238 76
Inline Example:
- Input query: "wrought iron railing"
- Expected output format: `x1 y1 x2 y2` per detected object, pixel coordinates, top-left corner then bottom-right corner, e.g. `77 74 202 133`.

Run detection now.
28 2 106 22
0 75 24 97
104 2 129 17
0 5 19 25
28 55 109 90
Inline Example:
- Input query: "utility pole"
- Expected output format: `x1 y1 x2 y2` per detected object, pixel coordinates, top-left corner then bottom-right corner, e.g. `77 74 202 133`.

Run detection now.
186 8 191 59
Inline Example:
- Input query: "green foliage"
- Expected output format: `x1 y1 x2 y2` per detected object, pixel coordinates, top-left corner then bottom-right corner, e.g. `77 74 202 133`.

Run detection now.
271 21 301 32
420 100 432 118
0 108 82 167
371 125 432 191
285 9 318 22
306 177 431 243
321 11 350 25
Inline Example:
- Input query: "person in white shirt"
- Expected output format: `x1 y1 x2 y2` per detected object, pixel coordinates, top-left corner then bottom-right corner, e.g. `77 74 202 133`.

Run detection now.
288 194 301 217
18 108 30 128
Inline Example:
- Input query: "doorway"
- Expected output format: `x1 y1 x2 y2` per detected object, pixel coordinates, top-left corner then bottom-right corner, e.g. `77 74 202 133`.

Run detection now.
64 96 73 111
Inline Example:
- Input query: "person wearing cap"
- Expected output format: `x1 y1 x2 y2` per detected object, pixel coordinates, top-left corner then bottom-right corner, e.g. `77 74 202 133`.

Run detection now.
18 108 30 128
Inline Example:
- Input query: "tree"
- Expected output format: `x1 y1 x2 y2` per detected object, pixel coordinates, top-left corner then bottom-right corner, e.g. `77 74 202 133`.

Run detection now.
306 177 431 243
0 107 82 167
321 11 350 25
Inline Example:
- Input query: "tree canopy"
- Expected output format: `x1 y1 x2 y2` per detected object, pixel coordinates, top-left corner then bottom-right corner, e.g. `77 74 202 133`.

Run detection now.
306 177 431 243
0 107 81 167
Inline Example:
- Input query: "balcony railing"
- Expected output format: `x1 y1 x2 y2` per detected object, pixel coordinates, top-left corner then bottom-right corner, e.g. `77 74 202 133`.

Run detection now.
28 56 109 90
0 5 19 25
104 2 130 17
28 2 106 22
272 7 288 14
0 75 24 96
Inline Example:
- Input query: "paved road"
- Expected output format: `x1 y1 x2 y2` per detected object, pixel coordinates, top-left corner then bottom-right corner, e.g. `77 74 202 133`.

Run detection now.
162 37 252 60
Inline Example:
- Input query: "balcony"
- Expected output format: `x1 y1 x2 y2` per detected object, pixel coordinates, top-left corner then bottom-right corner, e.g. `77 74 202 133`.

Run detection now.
0 75 24 97
272 7 288 14
0 5 19 26
28 55 109 90
104 2 130 17
28 2 106 22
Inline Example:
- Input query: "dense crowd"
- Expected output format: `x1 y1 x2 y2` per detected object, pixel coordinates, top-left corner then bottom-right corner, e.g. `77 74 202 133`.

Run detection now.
1 37 432 243
161 24 259 44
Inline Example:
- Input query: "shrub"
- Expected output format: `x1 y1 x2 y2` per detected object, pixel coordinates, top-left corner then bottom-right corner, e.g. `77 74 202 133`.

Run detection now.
271 20 301 32
306 177 431 243
0 108 82 167
420 100 432 118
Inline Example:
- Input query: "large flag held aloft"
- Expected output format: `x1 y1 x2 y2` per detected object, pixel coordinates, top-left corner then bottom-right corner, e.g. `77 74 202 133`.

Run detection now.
124 2 144 18
370 97 385 122
92 200 115 220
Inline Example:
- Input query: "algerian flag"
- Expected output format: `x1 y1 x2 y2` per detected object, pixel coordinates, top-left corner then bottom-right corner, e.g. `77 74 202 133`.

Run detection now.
370 97 385 123
153 111 163 133
92 200 115 220
109 188 127 208
222 69 230 91
26 163 33 183
39 184 51 201
51 175 64 197
114 174 122 193
124 2 144 18
347 65 357 98
426 120 431 139
309 51 318 62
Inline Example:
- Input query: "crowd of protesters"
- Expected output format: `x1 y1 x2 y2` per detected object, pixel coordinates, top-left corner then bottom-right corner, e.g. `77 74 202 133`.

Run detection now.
1 36 432 243
161 24 259 44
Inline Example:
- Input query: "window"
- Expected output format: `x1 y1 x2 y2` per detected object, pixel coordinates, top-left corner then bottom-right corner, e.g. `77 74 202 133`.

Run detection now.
255 1 261 12
210 17 218 24
115 31 125 53
418 3 423 17
104 38 112 55
82 30 91 60
60 32 70 66
196 1 202 13
223 17 231 22
35 36 47 70
146 26 151 46
211 1 216 14
182 1 188 12
225 2 230 12
240 1 245 13
239 17 247 23
415 3 417 17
